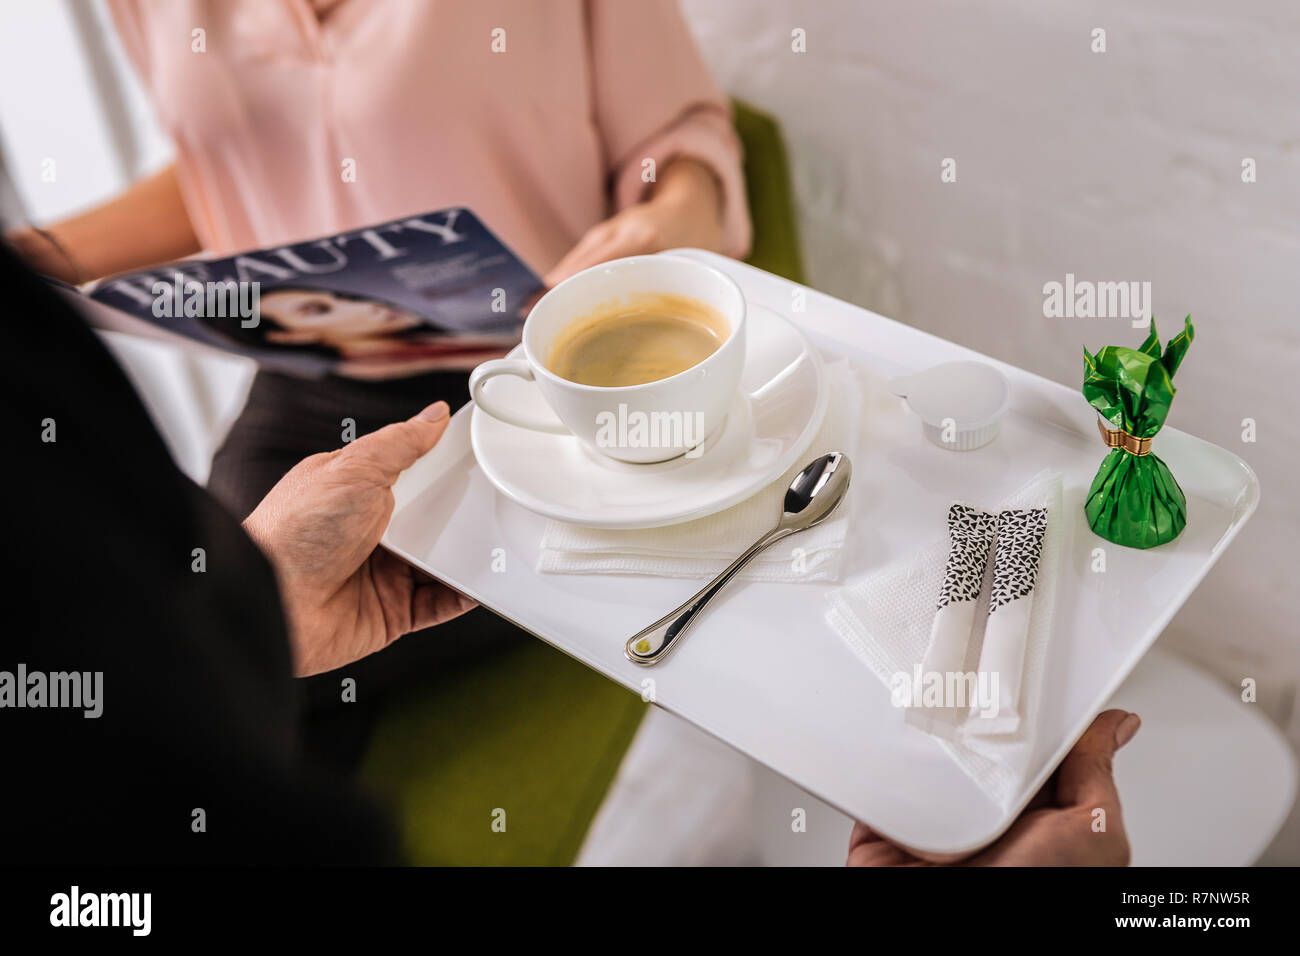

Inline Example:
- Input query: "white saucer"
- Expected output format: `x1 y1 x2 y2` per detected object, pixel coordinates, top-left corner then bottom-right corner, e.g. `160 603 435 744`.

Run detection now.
469 304 828 529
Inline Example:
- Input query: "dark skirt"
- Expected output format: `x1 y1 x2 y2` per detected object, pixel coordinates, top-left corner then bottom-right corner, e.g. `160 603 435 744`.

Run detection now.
208 369 526 767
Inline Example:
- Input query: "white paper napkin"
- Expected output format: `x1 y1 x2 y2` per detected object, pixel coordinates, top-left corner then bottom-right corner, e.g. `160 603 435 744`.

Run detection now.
825 469 1065 811
536 359 863 583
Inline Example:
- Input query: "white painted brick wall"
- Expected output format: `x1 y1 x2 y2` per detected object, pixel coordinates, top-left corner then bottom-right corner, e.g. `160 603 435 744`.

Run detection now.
683 0 1300 861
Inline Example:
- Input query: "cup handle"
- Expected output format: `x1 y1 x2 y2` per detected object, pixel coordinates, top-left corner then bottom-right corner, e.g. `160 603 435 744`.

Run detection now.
468 359 570 433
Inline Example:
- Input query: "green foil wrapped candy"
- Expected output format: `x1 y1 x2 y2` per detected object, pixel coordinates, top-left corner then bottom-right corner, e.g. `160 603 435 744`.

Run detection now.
1082 316 1195 549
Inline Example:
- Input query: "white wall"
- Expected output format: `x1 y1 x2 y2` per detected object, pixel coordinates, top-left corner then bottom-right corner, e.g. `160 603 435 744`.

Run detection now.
0 0 171 221
682 0 1300 861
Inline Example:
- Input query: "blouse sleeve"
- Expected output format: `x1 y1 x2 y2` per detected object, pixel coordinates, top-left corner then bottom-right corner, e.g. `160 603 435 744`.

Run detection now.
587 0 752 259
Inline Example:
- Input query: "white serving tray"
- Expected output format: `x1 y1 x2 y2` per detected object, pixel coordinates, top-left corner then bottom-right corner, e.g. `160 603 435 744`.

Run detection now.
382 250 1259 856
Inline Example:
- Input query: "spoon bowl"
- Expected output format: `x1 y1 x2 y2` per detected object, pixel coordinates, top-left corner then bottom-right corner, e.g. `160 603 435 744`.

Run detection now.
780 452 851 530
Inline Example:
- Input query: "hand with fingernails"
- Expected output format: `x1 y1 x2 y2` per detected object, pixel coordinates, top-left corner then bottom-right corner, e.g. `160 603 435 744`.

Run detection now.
244 401 476 677
848 709 1141 866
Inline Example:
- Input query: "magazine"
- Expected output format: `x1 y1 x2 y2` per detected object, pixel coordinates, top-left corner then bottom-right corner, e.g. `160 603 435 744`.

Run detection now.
65 207 543 380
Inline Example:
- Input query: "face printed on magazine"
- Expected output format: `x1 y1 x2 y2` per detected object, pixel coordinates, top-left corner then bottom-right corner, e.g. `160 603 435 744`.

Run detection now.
225 286 520 380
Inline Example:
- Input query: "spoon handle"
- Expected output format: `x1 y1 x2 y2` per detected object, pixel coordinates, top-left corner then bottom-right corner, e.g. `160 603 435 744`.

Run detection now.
625 526 793 666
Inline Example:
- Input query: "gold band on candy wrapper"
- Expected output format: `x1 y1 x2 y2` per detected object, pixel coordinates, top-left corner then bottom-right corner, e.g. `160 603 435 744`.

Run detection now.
1097 417 1152 456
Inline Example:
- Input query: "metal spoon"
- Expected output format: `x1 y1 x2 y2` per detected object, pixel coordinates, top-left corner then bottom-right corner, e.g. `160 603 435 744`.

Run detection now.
624 452 852 666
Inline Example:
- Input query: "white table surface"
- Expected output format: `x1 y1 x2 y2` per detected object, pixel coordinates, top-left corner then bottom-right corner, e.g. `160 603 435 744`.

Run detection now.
383 250 1259 856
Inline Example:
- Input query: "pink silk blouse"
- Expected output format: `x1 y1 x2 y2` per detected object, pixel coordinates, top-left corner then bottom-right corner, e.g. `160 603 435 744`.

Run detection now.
106 0 751 274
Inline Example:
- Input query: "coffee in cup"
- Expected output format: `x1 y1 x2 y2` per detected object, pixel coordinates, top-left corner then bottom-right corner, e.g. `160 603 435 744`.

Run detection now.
546 293 729 388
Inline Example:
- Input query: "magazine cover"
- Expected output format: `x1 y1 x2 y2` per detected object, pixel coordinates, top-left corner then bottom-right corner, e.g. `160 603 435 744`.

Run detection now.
83 207 543 379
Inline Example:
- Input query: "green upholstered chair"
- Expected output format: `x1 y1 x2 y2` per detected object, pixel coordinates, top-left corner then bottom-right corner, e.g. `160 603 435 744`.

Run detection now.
357 100 804 865
731 99 806 284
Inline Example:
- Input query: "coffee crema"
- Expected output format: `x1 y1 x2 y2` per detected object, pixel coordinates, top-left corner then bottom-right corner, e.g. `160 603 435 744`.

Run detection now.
546 293 728 387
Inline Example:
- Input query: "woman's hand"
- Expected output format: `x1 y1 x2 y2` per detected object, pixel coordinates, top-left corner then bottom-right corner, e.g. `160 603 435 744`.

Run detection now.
243 401 476 676
847 709 1139 866
3 227 82 283
543 158 725 287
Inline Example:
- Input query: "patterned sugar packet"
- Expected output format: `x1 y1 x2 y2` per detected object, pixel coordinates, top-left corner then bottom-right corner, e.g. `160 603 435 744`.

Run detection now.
989 508 1049 611
937 504 998 610
905 504 998 738
968 507 1049 735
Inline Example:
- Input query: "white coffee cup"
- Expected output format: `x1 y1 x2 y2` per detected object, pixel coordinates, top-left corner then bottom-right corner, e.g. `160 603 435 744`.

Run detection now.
468 254 747 464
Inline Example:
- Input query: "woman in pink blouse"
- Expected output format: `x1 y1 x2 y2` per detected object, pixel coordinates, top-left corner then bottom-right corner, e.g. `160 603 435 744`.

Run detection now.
10 0 749 494
8 0 749 756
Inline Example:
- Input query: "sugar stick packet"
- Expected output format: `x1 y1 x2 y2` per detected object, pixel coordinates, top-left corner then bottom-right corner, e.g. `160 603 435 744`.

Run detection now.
967 507 1048 735
904 504 997 738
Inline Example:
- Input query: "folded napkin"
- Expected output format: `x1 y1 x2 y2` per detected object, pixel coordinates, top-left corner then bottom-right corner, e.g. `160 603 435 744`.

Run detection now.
825 469 1064 811
536 359 863 583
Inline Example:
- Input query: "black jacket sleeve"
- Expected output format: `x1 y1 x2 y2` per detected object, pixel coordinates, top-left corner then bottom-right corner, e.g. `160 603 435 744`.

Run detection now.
0 244 397 864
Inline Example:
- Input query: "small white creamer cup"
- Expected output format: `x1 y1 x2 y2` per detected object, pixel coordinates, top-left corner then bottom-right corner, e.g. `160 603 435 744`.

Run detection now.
468 254 747 464
886 360 1010 451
